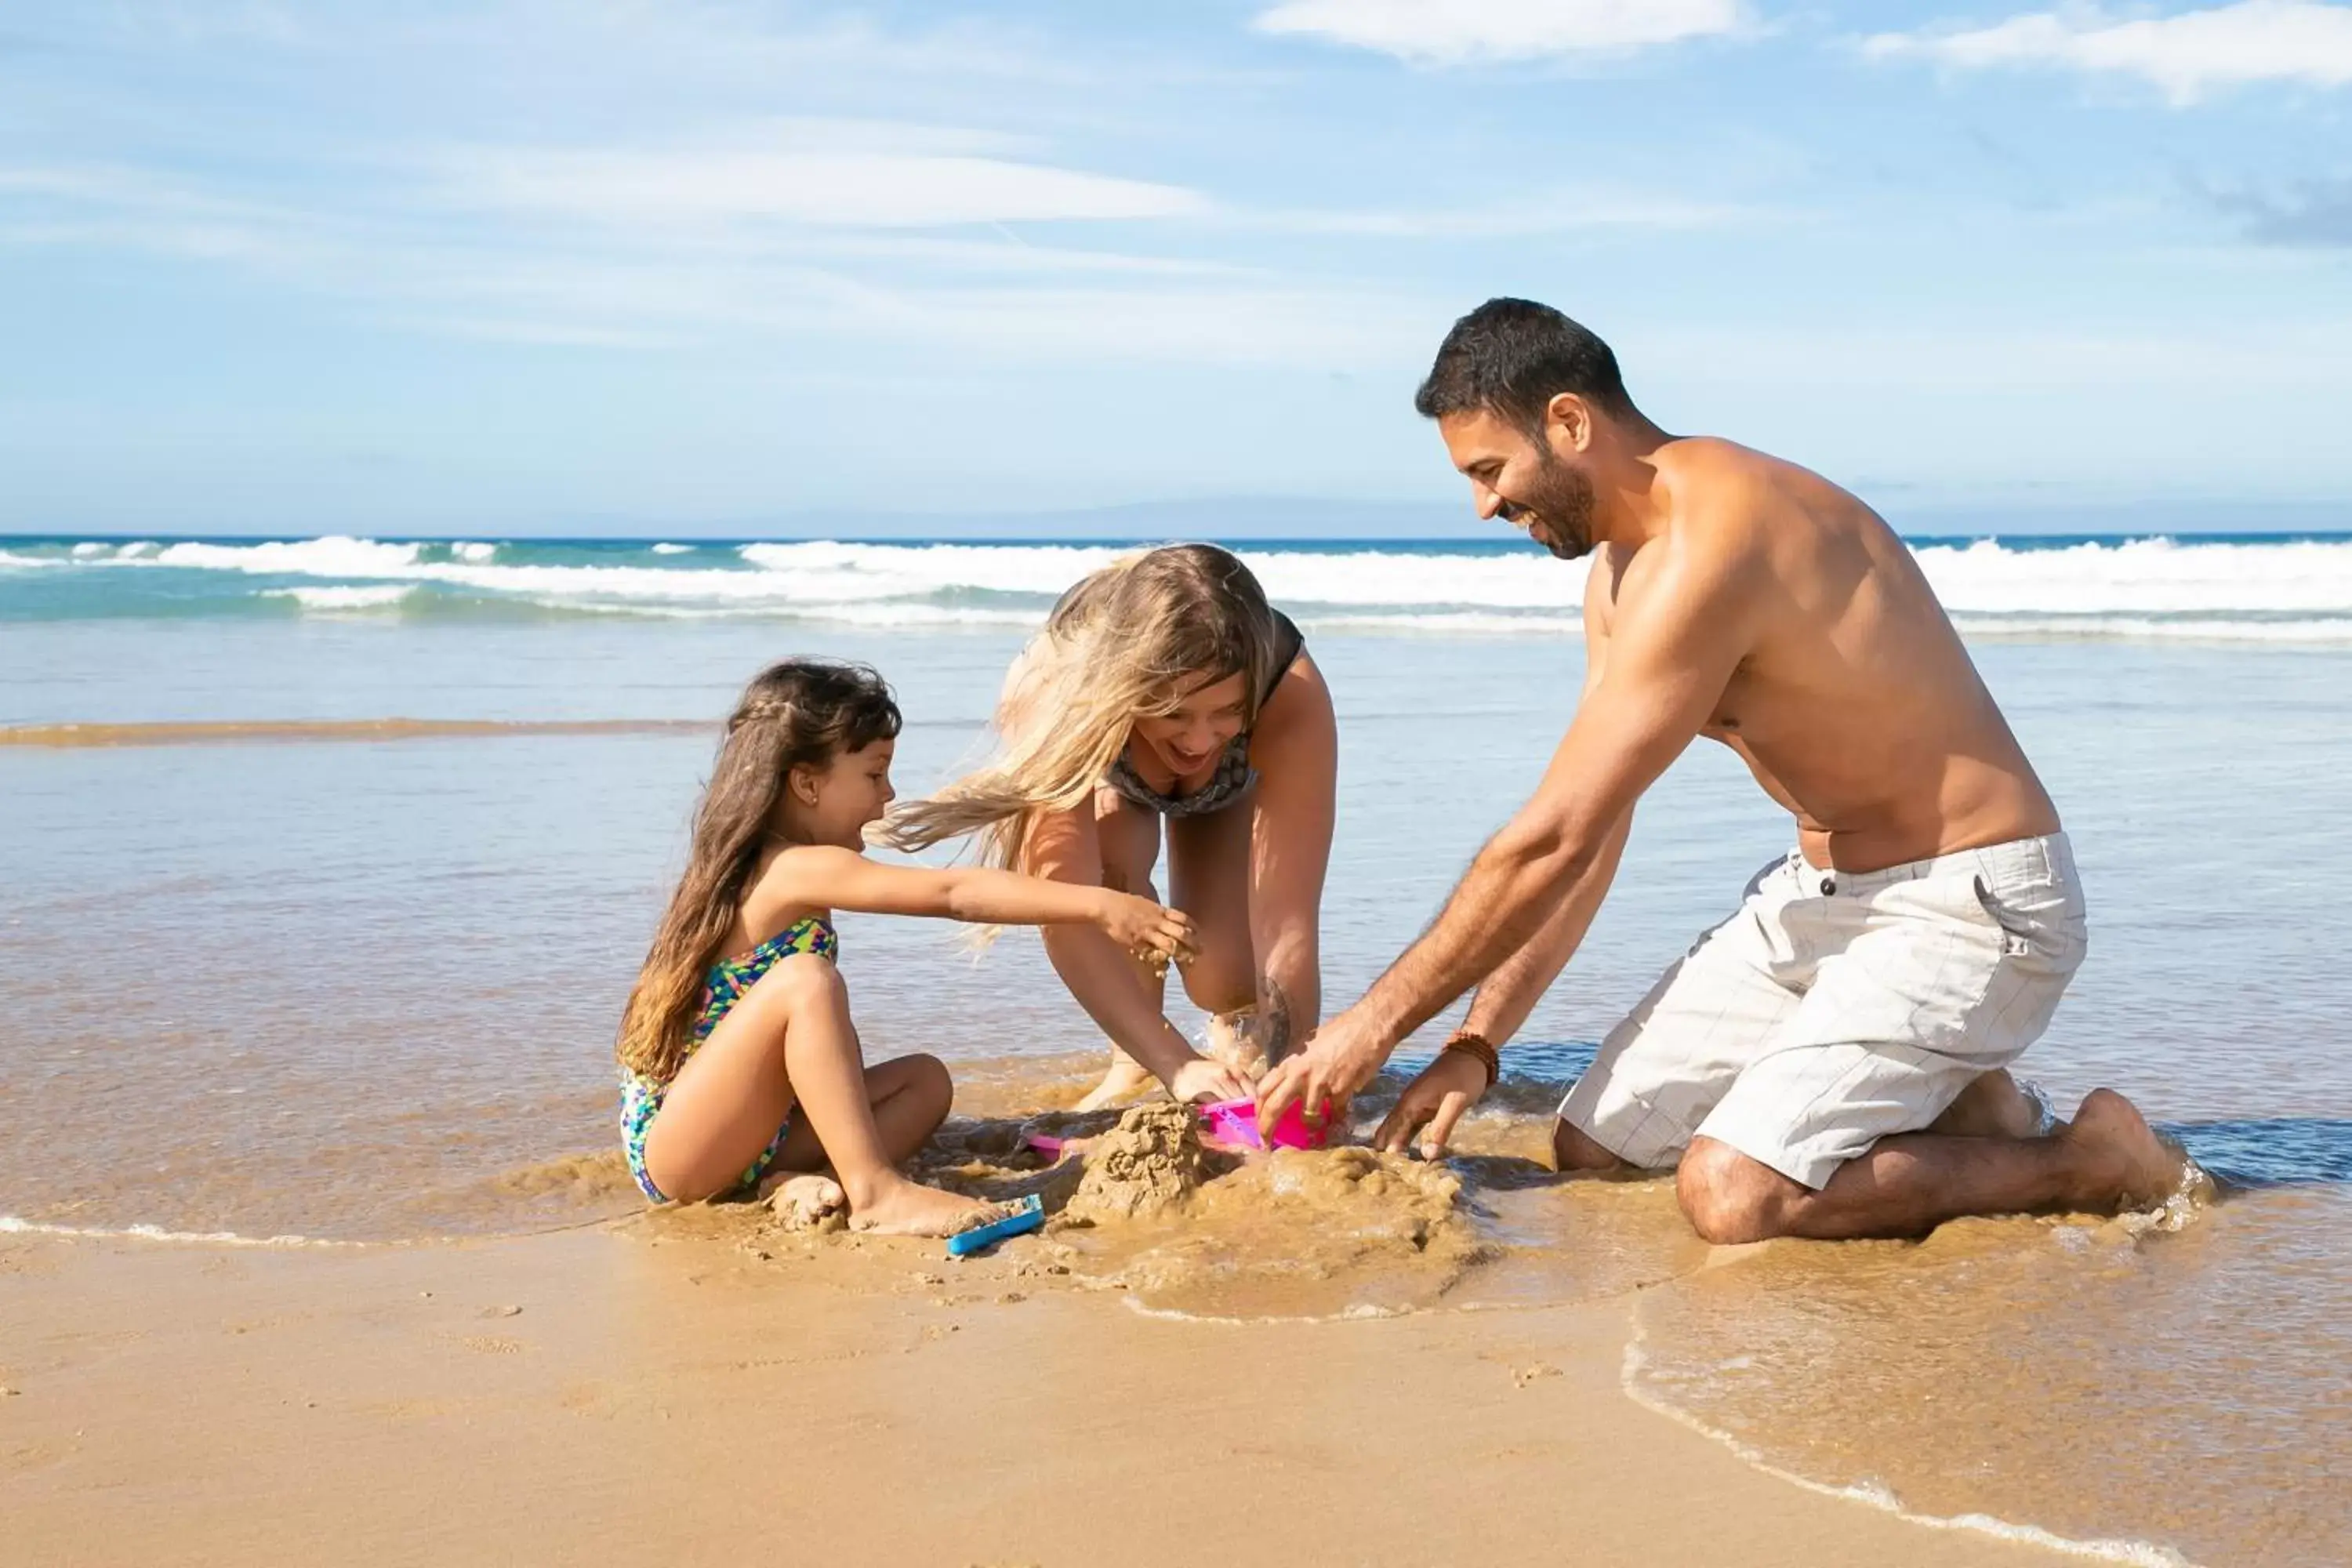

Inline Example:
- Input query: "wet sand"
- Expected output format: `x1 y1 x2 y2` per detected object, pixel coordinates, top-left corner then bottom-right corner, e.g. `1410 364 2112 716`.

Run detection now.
10 627 2352 1566
3 1223 2078 1568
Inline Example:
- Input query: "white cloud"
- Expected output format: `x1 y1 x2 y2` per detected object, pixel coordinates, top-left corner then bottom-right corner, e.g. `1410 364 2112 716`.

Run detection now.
1269 191 1761 235
439 147 1207 229
1251 0 1744 63
1864 1 2352 103
0 155 1415 365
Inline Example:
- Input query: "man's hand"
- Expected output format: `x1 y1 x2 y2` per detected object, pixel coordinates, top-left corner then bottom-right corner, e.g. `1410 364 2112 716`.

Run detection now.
1371 1050 1489 1160
1255 1004 1392 1138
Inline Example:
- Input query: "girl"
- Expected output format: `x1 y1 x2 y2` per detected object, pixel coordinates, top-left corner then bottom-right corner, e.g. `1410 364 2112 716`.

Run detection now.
616 659 1198 1237
887 544 1336 1110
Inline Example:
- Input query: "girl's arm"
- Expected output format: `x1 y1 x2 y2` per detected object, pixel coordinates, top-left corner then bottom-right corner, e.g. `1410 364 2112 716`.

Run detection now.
1025 806 1250 1102
1243 649 1338 1066
755 847 1196 964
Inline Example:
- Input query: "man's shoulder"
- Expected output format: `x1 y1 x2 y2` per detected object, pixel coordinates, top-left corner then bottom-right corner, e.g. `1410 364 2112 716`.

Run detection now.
1657 438 1792 523
1657 438 1867 564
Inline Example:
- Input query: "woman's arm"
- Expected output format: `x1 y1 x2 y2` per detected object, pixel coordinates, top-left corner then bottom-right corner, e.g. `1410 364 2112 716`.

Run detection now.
1024 805 1247 1101
755 846 1195 961
1243 650 1338 1065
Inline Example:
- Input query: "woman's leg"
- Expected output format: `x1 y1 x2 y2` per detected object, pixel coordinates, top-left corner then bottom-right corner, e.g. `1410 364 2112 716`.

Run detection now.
1167 800 1258 1016
1074 789 1171 1109
641 956 994 1236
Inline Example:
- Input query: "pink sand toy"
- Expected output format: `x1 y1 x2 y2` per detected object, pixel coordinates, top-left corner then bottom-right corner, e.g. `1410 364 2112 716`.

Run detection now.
1199 1098 1330 1152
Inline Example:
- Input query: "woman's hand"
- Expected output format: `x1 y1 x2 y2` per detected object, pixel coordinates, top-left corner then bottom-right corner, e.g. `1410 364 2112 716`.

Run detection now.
1167 1054 1254 1105
1094 890 1199 976
1371 1048 1490 1160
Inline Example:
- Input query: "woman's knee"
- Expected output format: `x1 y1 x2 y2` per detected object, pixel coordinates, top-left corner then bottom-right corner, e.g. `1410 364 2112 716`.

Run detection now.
1178 949 1254 1014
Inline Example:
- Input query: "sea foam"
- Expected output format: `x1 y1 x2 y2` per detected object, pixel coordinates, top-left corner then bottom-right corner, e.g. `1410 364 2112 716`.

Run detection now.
8 532 2352 641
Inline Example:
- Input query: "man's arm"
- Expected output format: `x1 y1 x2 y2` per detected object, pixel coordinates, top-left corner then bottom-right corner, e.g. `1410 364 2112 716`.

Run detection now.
1370 572 1631 1156
1457 807 1632 1043
1261 507 1768 1129
1452 555 1632 1051
1370 811 1629 1157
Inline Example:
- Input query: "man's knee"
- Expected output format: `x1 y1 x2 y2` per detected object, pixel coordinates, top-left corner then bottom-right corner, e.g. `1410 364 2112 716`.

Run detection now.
1675 1138 1802 1244
1551 1119 1628 1173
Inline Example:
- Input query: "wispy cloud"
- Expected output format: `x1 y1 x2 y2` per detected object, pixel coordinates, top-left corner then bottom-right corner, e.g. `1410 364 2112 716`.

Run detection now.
2210 176 2352 244
1251 0 1744 64
0 145 1421 364
1864 2 2352 103
435 143 1207 229
1265 191 1765 236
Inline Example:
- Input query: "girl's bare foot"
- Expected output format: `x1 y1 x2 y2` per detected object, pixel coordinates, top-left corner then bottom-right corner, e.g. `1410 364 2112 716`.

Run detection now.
847 1176 1008 1238
1074 1055 1156 1112
767 1173 848 1231
2062 1088 2187 1209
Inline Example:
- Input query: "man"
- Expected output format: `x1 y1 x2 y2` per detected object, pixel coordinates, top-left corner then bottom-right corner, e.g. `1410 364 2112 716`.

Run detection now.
1256 298 2181 1243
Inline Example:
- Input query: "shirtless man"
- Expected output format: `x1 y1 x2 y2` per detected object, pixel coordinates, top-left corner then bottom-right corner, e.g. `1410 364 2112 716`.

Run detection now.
1255 298 2182 1243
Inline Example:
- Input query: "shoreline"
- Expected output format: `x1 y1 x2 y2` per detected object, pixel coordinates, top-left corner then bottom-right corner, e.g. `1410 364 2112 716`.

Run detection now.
5 1224 2092 1568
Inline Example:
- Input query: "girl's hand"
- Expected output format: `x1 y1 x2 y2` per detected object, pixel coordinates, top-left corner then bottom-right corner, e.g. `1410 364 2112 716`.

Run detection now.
1168 1055 1254 1105
1095 891 1199 976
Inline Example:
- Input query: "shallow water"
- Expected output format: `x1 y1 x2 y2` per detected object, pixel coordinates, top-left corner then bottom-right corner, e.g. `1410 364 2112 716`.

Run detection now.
5 593 2350 1565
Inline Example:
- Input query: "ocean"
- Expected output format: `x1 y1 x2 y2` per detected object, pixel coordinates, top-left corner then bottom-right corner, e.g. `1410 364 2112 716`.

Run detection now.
3 530 2349 1566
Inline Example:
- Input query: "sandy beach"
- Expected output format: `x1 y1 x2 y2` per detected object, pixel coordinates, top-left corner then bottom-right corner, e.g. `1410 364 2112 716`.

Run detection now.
5 1219 2084 1568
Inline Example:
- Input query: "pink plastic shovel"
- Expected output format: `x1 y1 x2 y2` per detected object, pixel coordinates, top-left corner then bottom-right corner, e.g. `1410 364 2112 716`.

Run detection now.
1199 1097 1330 1152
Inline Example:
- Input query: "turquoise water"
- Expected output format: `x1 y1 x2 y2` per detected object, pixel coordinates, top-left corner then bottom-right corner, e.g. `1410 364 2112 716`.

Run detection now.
4 536 2349 1564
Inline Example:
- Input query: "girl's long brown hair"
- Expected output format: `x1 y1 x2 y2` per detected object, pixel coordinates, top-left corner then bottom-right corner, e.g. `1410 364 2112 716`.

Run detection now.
616 659 900 1083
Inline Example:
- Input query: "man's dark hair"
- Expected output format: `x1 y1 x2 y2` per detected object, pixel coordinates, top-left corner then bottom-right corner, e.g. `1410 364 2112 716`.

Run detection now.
1414 298 1635 430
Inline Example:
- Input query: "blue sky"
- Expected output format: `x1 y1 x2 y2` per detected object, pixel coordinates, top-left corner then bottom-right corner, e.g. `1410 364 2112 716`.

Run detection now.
2 1 2349 536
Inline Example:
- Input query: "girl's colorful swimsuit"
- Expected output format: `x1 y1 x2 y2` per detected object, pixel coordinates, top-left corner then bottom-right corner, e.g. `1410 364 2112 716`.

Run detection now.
619 914 839 1203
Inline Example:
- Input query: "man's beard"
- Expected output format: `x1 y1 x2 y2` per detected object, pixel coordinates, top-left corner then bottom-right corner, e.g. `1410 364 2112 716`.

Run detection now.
1497 450 1595 561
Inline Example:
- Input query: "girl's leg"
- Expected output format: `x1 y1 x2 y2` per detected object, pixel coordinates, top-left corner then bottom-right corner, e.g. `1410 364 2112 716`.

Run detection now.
764 1054 954 1229
1074 789 1171 1110
641 956 993 1236
772 1052 954 1171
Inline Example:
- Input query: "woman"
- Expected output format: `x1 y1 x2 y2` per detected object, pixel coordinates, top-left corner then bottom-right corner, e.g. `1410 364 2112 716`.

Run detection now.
887 544 1337 1108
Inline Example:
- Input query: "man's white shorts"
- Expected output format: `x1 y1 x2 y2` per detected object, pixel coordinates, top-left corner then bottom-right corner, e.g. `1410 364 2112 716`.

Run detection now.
1557 833 2088 1190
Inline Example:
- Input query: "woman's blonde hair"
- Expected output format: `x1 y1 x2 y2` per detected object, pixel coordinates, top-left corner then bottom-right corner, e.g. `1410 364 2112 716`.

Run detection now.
616 659 901 1084
884 543 1283 872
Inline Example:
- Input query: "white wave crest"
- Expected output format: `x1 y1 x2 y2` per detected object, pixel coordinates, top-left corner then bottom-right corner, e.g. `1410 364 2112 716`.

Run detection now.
0 1214 368 1248
738 539 1585 610
1918 536 2352 616
156 535 425 575
21 532 2352 642
264 584 418 613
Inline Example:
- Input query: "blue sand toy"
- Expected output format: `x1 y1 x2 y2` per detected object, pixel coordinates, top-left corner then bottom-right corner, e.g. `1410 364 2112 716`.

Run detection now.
946 1193 1046 1258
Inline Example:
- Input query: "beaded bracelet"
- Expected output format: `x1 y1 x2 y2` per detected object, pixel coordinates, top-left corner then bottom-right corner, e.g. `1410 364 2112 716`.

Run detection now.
1439 1029 1500 1090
